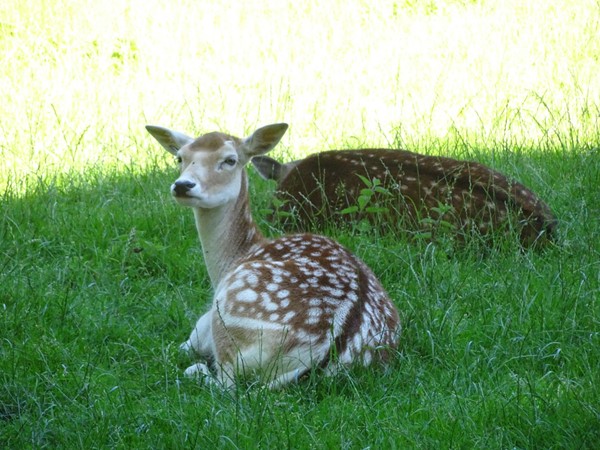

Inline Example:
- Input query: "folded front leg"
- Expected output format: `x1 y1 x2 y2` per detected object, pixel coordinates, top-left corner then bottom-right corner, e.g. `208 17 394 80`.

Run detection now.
180 311 214 358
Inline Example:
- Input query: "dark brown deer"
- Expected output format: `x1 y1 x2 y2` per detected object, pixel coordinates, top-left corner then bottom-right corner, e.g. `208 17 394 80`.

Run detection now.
252 149 557 246
146 123 400 389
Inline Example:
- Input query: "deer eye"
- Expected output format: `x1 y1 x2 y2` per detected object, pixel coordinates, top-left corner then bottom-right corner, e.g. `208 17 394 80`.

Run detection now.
222 156 237 168
175 155 183 164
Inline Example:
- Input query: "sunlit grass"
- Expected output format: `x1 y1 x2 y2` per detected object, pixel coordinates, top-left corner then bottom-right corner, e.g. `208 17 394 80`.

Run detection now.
1 0 599 189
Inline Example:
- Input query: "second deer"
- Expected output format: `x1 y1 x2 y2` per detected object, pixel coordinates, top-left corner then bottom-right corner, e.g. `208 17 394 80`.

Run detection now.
252 149 557 247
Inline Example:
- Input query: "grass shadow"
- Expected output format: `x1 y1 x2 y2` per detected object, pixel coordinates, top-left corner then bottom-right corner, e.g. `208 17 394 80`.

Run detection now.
0 146 599 448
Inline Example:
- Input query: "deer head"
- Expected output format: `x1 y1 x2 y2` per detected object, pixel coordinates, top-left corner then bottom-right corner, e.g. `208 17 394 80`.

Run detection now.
147 124 288 209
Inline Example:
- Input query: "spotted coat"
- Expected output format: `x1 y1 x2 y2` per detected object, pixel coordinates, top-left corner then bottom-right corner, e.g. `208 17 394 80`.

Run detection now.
252 149 557 246
216 234 399 370
146 123 400 389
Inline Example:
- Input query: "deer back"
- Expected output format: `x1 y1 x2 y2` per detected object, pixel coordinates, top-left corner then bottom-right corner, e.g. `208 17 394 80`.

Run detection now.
253 149 557 246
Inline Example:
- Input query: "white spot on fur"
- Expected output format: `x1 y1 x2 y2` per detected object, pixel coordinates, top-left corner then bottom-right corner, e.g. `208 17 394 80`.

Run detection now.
282 311 296 322
309 298 322 307
236 289 258 302
246 273 259 286
228 278 245 291
328 288 344 297
306 315 321 325
262 293 278 311
307 307 322 318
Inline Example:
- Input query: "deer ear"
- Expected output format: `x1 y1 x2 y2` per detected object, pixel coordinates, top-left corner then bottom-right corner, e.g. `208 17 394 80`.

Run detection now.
242 123 288 157
251 155 299 182
251 155 283 180
146 125 194 155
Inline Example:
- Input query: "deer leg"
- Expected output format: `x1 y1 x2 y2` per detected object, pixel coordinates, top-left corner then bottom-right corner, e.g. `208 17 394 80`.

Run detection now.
266 367 311 390
180 311 214 358
183 362 212 378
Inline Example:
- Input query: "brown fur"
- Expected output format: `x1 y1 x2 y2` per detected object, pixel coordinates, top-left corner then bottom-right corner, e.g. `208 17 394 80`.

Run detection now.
253 149 557 247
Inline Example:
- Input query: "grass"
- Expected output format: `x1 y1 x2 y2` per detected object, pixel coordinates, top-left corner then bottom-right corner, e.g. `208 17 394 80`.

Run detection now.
1 154 599 448
1 0 600 448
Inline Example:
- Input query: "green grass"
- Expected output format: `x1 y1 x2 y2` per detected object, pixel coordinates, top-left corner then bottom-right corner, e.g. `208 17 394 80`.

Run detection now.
1 151 599 448
2 0 600 448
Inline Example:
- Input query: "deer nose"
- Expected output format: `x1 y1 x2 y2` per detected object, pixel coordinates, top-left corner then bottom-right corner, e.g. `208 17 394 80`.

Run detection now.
173 180 196 196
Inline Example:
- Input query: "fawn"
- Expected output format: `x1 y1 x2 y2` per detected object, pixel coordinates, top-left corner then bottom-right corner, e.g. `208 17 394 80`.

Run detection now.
146 123 400 389
252 149 557 246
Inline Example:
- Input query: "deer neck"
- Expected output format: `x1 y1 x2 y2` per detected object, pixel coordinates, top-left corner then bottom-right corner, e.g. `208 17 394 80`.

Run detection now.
192 171 265 288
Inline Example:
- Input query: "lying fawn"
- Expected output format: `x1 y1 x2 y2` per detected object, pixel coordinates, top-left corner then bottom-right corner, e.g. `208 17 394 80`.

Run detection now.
252 149 557 246
146 123 400 389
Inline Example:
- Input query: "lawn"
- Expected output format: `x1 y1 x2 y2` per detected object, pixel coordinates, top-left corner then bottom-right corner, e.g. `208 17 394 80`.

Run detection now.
1 0 599 448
